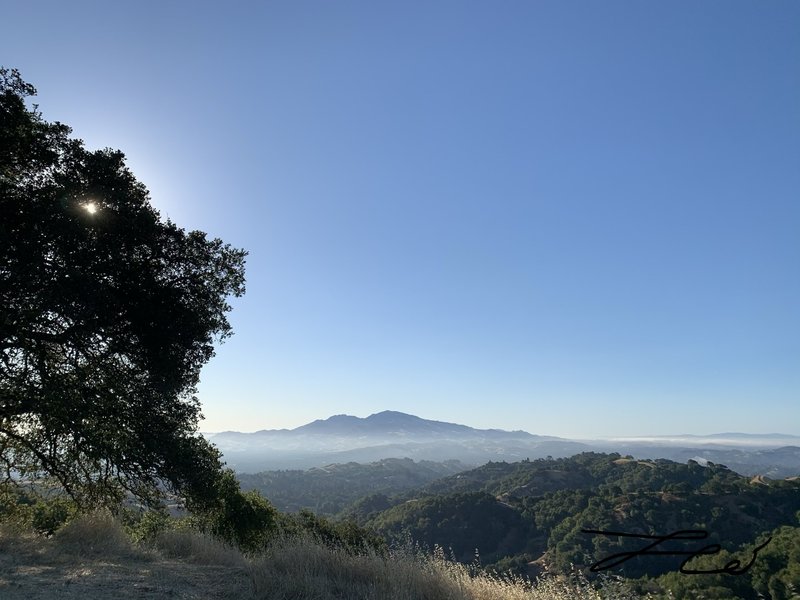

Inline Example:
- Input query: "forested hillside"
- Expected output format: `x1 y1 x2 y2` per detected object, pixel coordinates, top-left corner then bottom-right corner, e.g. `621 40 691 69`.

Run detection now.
346 453 800 599
237 458 468 514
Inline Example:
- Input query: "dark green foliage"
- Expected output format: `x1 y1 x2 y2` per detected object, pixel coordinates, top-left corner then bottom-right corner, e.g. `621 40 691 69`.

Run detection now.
634 525 800 600
525 458 797 580
355 452 800 590
189 470 278 553
28 495 76 535
122 507 174 544
748 525 800 599
237 458 466 516
0 68 246 510
367 492 536 564
279 509 388 555
341 492 396 523
522 488 593 531
0 483 77 535
414 453 613 499
123 501 383 557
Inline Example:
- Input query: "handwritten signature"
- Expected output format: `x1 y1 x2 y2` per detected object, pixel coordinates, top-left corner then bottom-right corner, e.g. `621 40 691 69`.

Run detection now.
580 529 772 575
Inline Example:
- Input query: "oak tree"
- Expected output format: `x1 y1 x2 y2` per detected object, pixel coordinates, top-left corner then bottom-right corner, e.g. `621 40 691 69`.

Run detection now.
0 68 247 510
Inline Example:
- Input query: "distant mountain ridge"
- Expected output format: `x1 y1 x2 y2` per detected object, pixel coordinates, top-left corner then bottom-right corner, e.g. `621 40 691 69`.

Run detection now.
597 432 800 446
207 411 800 476
297 411 478 436
208 411 585 472
218 411 548 439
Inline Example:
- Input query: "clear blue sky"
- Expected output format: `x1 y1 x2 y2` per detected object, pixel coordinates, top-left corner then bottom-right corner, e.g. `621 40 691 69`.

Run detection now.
3 2 798 437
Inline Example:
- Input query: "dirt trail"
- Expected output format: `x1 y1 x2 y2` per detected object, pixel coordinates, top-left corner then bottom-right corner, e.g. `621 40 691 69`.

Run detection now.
0 530 251 600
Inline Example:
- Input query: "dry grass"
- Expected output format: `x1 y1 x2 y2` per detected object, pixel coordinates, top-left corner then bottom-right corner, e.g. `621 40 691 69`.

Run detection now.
248 537 641 600
0 513 645 599
54 511 142 559
250 536 463 599
153 528 247 567
0 513 250 599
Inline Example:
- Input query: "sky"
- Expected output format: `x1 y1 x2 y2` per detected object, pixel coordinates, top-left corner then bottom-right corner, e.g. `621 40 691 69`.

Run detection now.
2 2 798 438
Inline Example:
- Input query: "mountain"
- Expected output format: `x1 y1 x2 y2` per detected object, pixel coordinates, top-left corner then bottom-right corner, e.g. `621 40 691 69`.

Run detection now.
278 410 552 440
207 411 588 472
207 411 800 476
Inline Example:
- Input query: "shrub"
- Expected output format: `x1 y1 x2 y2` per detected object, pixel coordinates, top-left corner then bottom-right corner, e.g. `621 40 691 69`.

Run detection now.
0 484 77 535
189 470 279 553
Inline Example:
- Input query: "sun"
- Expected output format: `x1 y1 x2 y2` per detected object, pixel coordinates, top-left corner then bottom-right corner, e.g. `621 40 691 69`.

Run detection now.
84 202 98 214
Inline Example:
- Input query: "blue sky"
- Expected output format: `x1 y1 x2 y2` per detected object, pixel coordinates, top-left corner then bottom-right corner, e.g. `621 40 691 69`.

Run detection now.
3 2 798 437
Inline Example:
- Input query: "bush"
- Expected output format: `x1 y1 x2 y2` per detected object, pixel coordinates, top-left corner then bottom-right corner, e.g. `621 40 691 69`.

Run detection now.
189 470 279 553
29 496 77 535
280 509 388 556
123 507 175 544
0 484 78 535
53 511 140 558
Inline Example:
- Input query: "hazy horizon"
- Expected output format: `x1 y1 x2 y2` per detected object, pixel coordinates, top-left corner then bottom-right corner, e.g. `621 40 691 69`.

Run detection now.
3 2 798 439
202 409 800 440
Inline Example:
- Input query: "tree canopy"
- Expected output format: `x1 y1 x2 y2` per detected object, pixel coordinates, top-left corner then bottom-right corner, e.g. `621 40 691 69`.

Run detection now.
0 68 247 510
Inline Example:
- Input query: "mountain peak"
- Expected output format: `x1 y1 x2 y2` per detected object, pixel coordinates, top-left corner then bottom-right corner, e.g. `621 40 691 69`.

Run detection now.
294 411 443 436
294 414 361 434
289 411 544 441
366 411 425 423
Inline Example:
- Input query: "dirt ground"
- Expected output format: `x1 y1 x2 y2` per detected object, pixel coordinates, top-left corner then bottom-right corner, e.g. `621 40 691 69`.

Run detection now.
0 529 252 599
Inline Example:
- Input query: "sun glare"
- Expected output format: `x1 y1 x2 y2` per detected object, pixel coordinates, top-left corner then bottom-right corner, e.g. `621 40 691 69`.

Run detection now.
84 202 98 215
